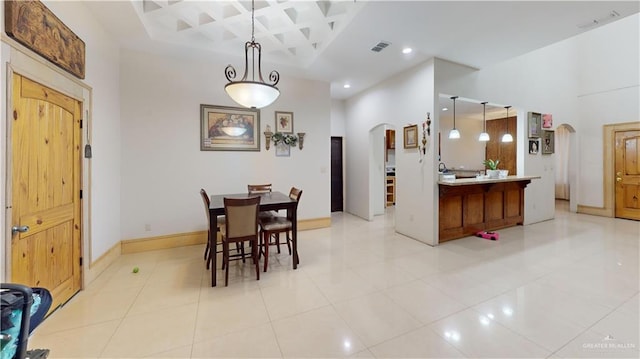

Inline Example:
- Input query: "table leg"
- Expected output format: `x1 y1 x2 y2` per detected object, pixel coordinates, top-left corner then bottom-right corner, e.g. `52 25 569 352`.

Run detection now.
292 207 299 269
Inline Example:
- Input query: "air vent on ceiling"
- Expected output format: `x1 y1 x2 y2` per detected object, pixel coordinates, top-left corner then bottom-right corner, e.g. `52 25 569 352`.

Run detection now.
371 41 391 52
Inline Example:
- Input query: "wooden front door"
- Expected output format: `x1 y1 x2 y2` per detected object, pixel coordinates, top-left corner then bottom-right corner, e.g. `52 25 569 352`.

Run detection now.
10 74 82 310
615 130 640 220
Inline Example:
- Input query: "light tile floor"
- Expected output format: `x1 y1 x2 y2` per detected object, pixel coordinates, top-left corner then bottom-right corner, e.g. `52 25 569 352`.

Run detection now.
30 201 639 358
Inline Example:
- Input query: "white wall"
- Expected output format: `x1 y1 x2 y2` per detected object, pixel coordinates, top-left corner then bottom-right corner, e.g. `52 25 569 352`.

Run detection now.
440 111 486 171
1 1 121 274
345 59 436 244
119 49 331 240
370 125 386 216
330 99 346 137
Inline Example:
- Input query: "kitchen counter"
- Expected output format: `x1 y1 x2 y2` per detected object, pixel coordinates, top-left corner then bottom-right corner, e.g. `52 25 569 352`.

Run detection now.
438 175 540 186
438 175 539 242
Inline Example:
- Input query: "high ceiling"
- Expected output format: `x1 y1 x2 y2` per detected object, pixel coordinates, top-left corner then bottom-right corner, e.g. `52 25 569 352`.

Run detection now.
84 1 639 100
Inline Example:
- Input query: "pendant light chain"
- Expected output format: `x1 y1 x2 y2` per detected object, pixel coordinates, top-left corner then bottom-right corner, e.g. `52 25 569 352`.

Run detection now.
251 0 255 42
224 0 281 108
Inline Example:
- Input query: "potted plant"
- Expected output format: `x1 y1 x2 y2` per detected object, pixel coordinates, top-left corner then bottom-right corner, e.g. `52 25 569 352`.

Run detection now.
483 159 501 179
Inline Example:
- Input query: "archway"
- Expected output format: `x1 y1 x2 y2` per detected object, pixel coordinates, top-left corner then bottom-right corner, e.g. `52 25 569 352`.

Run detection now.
368 123 396 220
555 123 577 212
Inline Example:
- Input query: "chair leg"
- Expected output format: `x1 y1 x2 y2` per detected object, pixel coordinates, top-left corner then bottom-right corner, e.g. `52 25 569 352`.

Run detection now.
285 231 292 255
253 238 260 281
223 241 230 287
263 231 269 272
205 232 211 269
275 233 281 254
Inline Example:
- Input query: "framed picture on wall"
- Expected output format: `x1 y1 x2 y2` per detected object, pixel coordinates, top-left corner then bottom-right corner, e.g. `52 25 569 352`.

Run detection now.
403 125 418 149
528 139 539 155
275 111 294 133
528 112 542 138
200 104 260 151
542 130 555 154
542 113 553 129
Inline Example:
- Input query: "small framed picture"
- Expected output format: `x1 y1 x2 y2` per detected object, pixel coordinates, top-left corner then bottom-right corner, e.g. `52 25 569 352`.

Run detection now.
528 112 542 138
542 130 555 154
542 113 553 129
528 139 539 155
275 111 293 133
275 142 290 157
403 124 418 149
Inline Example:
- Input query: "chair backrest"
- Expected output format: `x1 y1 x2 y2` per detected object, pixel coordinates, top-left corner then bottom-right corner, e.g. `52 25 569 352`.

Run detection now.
247 184 272 195
288 187 303 218
289 187 303 203
224 196 261 239
200 188 211 229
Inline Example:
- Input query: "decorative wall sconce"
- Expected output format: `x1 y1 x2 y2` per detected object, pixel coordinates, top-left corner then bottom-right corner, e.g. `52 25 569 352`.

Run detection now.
419 112 430 162
297 132 305 150
264 125 273 150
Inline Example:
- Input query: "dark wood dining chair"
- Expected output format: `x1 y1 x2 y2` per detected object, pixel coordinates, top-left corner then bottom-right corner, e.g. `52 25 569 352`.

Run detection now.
258 187 302 272
221 196 261 286
247 183 272 194
248 183 277 218
200 189 225 270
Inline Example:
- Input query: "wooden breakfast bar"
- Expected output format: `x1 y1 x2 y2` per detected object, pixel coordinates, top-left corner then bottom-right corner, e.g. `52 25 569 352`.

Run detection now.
438 176 540 242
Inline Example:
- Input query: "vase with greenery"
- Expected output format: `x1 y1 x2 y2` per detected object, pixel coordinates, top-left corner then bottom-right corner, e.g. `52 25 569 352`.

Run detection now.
272 132 298 147
483 159 500 178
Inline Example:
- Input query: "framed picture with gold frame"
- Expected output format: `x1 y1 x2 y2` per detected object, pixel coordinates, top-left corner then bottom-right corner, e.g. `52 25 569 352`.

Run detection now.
200 104 260 151
403 125 418 149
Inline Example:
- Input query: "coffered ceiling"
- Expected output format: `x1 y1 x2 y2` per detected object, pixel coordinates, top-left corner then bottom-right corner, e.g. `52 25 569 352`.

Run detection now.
83 1 639 100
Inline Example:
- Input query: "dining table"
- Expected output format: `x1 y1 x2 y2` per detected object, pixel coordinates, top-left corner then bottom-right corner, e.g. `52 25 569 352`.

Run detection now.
209 191 299 286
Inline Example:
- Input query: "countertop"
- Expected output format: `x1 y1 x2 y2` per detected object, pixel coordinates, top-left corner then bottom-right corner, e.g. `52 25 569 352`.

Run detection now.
438 175 541 186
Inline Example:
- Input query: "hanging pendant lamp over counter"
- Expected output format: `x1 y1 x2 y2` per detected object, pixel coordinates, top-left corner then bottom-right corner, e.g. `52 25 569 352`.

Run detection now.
224 0 280 109
478 101 490 142
502 105 514 142
449 96 460 139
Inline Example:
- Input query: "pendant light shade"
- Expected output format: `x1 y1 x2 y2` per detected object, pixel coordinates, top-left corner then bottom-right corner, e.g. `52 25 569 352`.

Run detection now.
478 101 490 142
224 0 280 109
225 82 280 109
501 105 513 142
449 96 460 139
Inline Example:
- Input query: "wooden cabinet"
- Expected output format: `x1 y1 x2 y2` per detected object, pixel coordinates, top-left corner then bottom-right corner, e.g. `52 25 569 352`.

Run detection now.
386 176 395 207
438 179 532 242
486 116 517 175
386 129 395 149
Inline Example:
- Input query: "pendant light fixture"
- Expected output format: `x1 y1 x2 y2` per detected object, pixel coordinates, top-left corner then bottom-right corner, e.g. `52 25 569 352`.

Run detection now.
224 0 280 109
448 96 460 139
501 105 514 142
478 101 490 142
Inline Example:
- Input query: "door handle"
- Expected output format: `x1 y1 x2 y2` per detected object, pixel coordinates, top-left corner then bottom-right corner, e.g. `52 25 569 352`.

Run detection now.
616 172 622 177
616 177 622 182
11 225 29 235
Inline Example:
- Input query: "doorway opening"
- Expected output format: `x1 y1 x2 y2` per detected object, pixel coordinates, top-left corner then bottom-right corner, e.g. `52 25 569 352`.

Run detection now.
555 124 577 212
331 137 344 212
368 123 396 220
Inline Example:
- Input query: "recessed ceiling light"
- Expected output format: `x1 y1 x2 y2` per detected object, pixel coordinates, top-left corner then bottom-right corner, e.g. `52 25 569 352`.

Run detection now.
343 84 351 89
442 107 448 111
402 47 412 54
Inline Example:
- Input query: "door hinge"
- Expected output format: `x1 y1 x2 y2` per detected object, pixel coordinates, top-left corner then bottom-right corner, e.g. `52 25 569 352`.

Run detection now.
79 257 83 266
80 119 83 129
80 190 83 199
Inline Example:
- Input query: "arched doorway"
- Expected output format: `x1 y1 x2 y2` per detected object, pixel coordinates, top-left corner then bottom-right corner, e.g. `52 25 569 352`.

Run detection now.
368 123 396 220
555 124 577 212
